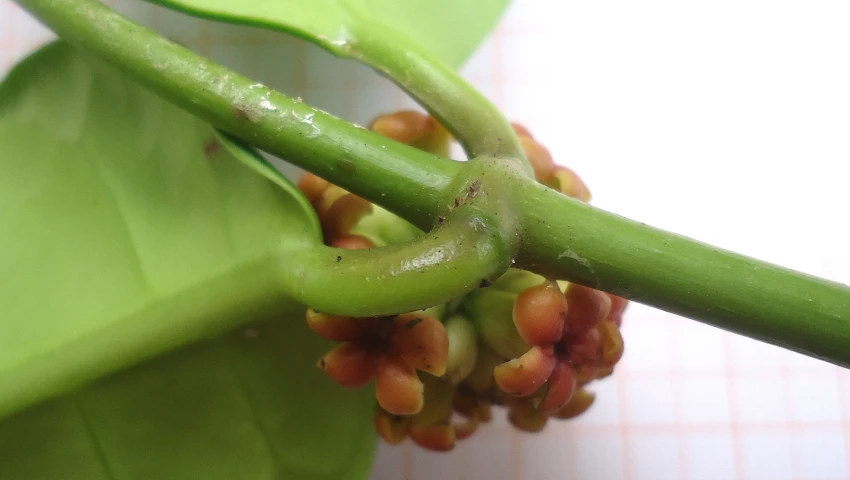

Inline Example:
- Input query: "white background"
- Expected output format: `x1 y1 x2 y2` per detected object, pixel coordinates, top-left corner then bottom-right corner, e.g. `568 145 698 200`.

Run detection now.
3 1 850 479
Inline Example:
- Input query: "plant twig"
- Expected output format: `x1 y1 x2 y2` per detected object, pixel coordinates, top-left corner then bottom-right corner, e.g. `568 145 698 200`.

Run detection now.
15 0 850 367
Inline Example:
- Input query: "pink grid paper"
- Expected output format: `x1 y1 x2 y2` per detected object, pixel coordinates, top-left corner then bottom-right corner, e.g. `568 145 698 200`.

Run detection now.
3 1 850 479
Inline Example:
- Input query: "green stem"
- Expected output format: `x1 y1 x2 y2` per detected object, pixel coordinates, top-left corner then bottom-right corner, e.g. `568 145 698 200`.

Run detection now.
279 209 512 317
350 26 530 169
513 175 850 368
15 0 456 228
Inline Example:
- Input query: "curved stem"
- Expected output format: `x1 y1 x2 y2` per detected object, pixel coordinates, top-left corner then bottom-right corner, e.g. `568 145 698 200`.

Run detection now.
350 27 530 171
513 177 850 368
278 209 512 317
15 0 457 228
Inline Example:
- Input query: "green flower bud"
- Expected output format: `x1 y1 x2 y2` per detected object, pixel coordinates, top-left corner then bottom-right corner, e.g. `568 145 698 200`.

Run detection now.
444 314 478 384
464 289 529 359
489 268 545 294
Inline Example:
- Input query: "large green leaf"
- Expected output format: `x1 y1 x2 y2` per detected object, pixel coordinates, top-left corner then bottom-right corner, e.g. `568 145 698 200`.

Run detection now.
0 316 376 480
145 0 510 69
0 42 375 478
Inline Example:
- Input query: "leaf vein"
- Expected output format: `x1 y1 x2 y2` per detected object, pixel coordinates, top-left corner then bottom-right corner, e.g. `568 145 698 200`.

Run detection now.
73 394 117 480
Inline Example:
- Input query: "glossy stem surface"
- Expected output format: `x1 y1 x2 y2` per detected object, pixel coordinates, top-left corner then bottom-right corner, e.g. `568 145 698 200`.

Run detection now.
514 177 850 367
351 26 530 170
16 0 458 228
280 209 512 317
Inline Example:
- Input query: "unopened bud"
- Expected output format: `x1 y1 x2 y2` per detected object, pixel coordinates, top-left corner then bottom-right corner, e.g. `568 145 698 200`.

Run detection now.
598 320 624 368
552 388 596 419
371 110 434 144
409 423 456 451
607 293 629 327
507 399 548 433
551 166 592 202
318 343 377 388
519 135 556 182
322 193 373 240
513 280 568 346
564 284 612 334
297 172 330 203
444 314 479 383
467 289 530 359
494 346 557 397
374 407 410 445
330 234 375 250
536 361 577 412
306 309 376 342
393 315 449 376
376 354 425 415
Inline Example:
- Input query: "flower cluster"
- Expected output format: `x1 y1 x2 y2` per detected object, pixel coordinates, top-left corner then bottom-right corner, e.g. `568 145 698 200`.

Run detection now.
297 111 628 450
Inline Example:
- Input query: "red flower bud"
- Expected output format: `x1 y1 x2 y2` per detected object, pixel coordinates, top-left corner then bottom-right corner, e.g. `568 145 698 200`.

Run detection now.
494 346 557 397
318 343 377 388
376 355 425 415
513 280 568 346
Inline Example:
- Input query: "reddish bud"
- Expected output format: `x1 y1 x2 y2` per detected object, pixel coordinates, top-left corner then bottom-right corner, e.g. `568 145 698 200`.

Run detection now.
494 346 557 397
564 284 612 334
318 343 377 388
536 361 577 412
297 173 329 203
393 315 449 376
607 294 629 327
507 399 548 433
575 364 601 386
513 280 568 346
322 193 373 240
314 185 349 219
552 388 596 419
374 408 409 445
566 327 603 368
370 110 434 144
511 123 534 139
330 234 375 250
409 424 456 451
376 355 425 415
519 136 556 181
598 320 625 368
306 309 377 342
551 166 592 202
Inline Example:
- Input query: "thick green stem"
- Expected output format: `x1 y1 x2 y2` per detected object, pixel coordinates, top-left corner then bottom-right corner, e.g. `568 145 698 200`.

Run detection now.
15 0 457 228
513 176 850 367
279 209 512 317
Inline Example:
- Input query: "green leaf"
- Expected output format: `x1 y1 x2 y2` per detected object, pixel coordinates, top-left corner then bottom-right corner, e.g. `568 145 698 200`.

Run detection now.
0 316 376 480
0 42 376 478
145 0 510 68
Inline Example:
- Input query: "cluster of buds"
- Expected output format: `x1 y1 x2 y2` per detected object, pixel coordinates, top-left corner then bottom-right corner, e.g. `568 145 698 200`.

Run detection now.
512 123 592 202
467 273 626 432
297 110 628 450
307 310 448 415
296 172 376 250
